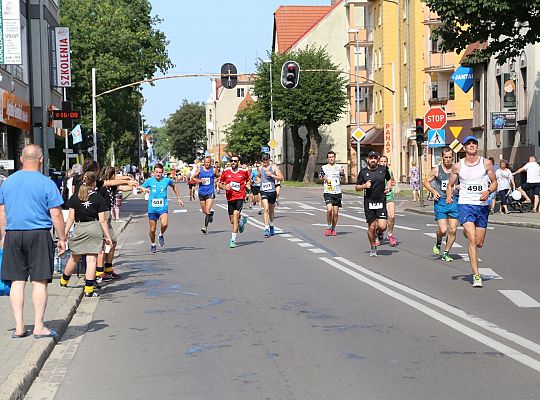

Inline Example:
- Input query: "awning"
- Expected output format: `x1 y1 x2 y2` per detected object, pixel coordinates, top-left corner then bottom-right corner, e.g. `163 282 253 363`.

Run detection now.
443 119 473 144
361 128 384 145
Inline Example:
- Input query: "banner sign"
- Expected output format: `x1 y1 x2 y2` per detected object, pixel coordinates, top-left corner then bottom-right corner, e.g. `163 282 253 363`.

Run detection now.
71 124 82 145
491 111 517 130
0 0 22 64
451 66 474 93
502 73 516 109
50 27 72 87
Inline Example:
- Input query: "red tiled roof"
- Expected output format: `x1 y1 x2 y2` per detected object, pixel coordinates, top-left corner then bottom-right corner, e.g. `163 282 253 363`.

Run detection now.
273 5 332 53
460 42 488 64
237 91 254 112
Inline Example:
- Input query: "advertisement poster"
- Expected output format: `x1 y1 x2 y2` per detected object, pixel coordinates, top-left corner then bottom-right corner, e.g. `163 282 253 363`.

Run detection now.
502 73 516 109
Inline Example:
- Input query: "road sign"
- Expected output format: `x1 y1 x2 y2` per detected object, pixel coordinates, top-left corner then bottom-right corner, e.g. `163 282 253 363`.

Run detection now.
268 139 277 149
449 139 463 153
351 127 365 142
451 66 474 93
261 146 270 153
424 107 447 130
449 126 462 139
221 155 228 162
427 129 446 148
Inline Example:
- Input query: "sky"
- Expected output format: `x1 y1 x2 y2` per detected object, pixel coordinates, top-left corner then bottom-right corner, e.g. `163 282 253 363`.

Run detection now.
142 0 330 127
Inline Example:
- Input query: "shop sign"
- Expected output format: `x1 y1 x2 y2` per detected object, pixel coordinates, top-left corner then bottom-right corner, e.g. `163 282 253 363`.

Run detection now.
0 0 22 64
50 27 72 87
384 123 392 156
1 90 30 131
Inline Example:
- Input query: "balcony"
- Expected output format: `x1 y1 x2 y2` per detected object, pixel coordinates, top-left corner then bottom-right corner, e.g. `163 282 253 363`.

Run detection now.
423 11 443 25
424 52 455 73
348 26 374 46
348 66 374 86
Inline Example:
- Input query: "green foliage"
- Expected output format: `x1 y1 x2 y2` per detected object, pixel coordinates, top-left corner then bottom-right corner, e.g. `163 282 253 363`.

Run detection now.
60 0 172 165
225 102 269 162
148 126 172 161
253 46 347 128
424 0 540 63
164 100 206 162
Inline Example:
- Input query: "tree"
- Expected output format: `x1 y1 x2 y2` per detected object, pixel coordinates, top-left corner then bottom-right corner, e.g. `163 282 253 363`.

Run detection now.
225 102 270 163
254 46 347 182
149 126 172 161
60 0 172 165
424 0 540 63
164 100 206 162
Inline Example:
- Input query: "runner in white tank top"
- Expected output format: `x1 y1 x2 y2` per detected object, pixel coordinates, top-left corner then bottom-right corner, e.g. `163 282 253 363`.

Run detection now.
447 136 497 288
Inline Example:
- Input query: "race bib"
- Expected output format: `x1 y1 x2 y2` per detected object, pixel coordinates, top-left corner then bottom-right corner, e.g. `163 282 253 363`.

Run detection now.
369 202 383 210
230 182 241 191
261 182 272 191
441 180 449 191
464 181 486 194
151 198 164 208
201 177 211 186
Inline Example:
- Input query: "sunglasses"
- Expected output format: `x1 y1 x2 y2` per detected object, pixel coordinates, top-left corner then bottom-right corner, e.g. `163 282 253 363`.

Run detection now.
231 159 239 162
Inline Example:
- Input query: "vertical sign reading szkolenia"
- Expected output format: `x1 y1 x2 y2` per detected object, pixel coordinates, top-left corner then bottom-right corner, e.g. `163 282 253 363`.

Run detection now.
0 0 22 64
50 27 72 87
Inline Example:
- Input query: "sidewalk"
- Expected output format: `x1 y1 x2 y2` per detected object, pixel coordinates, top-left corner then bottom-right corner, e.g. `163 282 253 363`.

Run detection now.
0 218 131 400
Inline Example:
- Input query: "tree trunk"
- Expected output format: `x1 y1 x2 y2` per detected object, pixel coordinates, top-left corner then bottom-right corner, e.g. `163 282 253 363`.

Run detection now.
299 131 310 181
303 124 321 183
291 125 303 181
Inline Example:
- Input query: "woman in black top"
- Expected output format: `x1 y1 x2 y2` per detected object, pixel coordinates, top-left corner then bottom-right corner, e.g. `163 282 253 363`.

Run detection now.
60 172 113 297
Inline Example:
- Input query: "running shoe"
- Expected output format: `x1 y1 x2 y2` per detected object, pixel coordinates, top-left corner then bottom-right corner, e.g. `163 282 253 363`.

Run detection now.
324 228 332 236
370 248 378 257
229 239 236 249
158 234 165 247
432 241 441 256
264 228 271 238
269 225 275 236
441 253 453 262
388 235 397 247
472 274 483 288
151 244 157 253
331 229 337 237
103 272 121 280
258 209 263 215
84 291 99 298
201 226 207 234
239 216 247 233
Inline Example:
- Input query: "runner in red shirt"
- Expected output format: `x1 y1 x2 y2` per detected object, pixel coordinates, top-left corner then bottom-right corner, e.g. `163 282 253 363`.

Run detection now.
219 155 250 248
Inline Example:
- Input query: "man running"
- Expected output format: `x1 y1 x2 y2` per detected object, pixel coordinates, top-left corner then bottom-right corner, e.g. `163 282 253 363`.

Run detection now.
447 136 497 287
141 163 184 253
219 155 250 248
378 155 397 246
355 151 392 256
424 147 459 262
319 151 345 236
258 154 284 237
249 162 260 210
192 156 219 234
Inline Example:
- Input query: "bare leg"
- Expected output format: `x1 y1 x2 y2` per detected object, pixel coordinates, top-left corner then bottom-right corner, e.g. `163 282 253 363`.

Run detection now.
463 222 482 276
263 199 270 226
149 219 157 243
332 206 339 229
386 202 395 235
32 280 50 335
159 214 169 235
444 218 459 253
367 221 377 246
9 281 26 335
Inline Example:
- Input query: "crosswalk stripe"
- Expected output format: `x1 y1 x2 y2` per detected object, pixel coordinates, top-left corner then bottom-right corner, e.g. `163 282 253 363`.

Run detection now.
298 243 314 248
308 248 327 254
287 238 303 242
478 268 503 280
499 291 540 308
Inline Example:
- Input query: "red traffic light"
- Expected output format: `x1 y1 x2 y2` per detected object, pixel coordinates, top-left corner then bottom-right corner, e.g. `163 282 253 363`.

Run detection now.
287 64 296 72
415 118 424 128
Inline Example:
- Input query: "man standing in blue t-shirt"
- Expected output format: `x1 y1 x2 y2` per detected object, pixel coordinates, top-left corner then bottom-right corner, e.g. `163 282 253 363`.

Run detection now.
0 144 66 339
141 163 184 253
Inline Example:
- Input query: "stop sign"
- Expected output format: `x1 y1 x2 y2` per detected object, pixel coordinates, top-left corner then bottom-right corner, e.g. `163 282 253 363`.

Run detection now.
424 107 447 130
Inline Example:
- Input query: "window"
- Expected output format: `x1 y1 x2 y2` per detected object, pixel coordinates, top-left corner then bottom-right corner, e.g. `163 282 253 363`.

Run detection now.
519 66 527 119
403 0 408 19
403 87 408 108
403 43 407 65
377 6 382 26
378 47 382 69
237 88 245 97
449 81 455 100
431 82 438 99
430 36 442 53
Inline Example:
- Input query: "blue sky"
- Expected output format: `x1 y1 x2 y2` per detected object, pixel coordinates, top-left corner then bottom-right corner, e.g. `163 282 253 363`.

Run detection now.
142 0 330 127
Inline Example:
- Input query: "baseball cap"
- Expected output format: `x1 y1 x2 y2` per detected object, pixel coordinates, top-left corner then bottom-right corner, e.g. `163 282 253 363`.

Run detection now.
367 150 380 158
463 135 478 144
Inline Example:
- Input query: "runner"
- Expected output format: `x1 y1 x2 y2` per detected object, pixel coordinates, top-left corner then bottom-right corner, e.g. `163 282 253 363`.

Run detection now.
218 155 250 248
355 151 392 256
319 151 345 236
378 155 397 246
140 163 184 253
447 136 497 287
192 156 220 234
248 162 260 209
258 154 284 237
187 164 198 201
214 161 221 194
423 148 459 262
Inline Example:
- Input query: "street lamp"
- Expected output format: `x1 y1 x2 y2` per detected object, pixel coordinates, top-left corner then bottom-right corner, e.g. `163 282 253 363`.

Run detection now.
263 59 274 162
348 28 361 175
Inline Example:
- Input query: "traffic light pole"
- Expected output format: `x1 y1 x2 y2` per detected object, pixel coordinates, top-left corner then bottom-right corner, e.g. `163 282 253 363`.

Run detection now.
92 67 97 161
418 142 424 208
269 61 275 163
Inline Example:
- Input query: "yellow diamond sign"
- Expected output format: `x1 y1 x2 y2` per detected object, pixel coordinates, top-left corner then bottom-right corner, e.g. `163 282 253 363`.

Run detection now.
268 139 278 149
352 127 365 142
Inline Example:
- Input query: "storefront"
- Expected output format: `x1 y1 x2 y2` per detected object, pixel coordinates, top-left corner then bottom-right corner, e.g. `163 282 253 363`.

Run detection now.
0 90 31 173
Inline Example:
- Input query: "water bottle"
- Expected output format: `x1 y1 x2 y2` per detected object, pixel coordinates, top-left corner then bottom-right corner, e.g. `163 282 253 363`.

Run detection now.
53 248 61 273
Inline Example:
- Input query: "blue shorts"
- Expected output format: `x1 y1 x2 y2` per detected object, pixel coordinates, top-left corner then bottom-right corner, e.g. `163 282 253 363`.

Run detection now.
434 198 459 221
457 204 489 228
148 210 168 221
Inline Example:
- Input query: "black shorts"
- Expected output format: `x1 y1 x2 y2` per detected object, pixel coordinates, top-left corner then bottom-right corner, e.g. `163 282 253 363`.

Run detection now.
1 230 54 282
251 185 260 195
198 193 215 201
364 201 388 224
275 183 281 188
261 191 277 205
227 199 244 215
188 183 196 189
324 193 342 207
521 182 540 196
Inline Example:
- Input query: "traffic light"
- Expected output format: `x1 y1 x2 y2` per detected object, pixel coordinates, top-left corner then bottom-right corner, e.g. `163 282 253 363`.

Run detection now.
220 63 238 89
415 118 425 144
281 61 300 89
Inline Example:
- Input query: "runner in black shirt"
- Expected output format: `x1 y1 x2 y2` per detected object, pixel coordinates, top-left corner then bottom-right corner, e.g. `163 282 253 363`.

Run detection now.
355 151 392 257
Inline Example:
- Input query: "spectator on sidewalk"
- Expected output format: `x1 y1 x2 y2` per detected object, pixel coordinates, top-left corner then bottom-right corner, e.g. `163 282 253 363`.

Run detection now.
409 161 420 202
496 160 515 214
0 144 66 338
488 157 500 214
513 155 540 213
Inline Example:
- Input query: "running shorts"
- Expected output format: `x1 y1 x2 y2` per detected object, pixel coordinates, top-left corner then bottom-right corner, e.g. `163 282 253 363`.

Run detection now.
261 191 277 205
458 204 489 228
324 193 342 207
434 198 459 221
227 199 244 215
148 210 168 221
364 201 387 223
251 185 260 195
198 193 215 201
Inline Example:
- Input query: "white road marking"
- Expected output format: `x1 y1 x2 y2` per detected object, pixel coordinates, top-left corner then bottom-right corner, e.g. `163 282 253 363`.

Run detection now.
308 248 327 254
276 206 291 210
423 232 462 248
298 243 314 248
321 257 540 373
279 234 293 238
499 291 540 308
173 209 187 213
338 212 419 231
289 211 315 216
312 223 368 231
478 268 503 280
290 201 320 210
287 238 303 243
458 254 483 262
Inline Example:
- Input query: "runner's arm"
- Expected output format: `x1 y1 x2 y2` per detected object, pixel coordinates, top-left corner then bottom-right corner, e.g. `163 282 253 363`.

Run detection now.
171 181 184 207
446 164 460 203
423 167 439 198
271 167 284 181
484 160 498 200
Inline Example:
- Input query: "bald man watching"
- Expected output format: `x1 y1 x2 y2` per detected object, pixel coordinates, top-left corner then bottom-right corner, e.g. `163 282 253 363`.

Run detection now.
0 144 66 339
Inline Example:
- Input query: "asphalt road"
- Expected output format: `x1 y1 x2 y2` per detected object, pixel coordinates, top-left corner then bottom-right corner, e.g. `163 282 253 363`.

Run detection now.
26 185 540 400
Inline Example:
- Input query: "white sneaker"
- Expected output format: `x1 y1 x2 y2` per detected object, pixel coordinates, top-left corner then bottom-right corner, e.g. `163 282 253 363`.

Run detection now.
472 274 483 288
370 247 378 257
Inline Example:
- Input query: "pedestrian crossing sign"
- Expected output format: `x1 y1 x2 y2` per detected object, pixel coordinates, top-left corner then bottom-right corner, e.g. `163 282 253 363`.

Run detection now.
427 129 445 148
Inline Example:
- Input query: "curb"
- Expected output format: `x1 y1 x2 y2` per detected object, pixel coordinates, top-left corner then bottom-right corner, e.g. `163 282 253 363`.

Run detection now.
0 216 132 400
